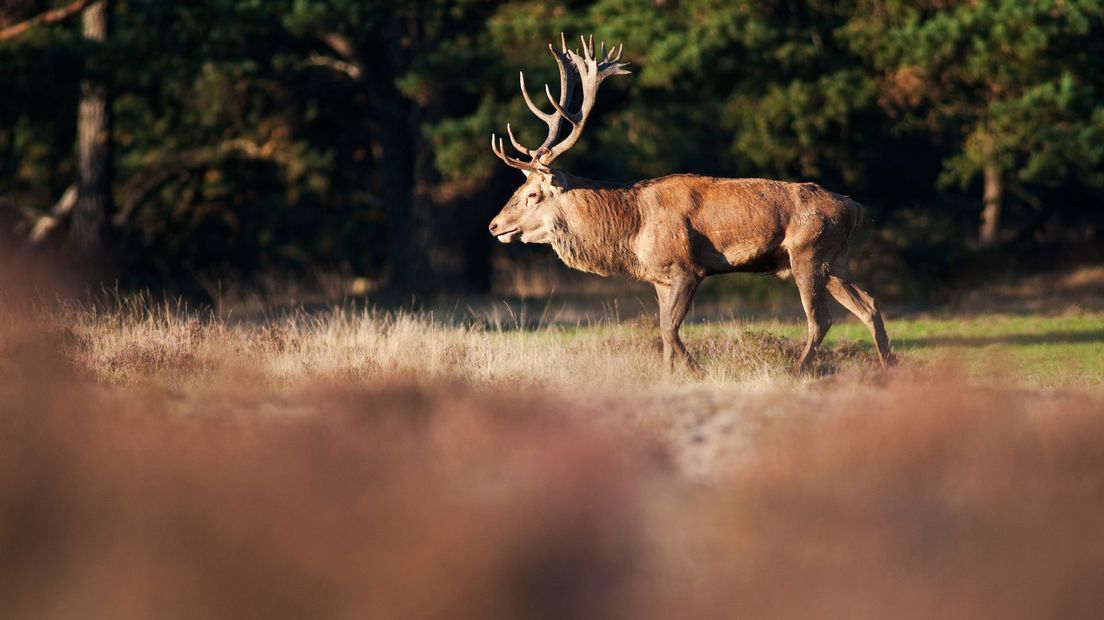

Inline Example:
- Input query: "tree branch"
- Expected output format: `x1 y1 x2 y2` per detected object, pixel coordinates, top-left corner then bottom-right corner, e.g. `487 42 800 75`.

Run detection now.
1010 183 1043 212
305 52 362 79
0 0 98 42
320 32 357 61
113 165 208 226
27 184 77 243
314 32 364 80
1007 183 1053 248
113 137 293 225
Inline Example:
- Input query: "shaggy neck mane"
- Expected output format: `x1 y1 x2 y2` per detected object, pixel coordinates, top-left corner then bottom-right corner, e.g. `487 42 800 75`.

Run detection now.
550 174 642 278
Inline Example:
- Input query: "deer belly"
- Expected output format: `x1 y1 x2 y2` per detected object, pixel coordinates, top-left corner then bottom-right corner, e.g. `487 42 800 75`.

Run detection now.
691 229 786 275
721 246 788 274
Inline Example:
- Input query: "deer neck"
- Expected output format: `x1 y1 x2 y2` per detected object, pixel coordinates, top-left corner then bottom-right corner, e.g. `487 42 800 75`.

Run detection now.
549 178 642 278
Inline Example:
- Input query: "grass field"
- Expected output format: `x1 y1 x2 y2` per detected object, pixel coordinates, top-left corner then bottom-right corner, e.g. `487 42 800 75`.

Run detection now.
712 313 1104 387
55 299 1104 389
3 279 1104 618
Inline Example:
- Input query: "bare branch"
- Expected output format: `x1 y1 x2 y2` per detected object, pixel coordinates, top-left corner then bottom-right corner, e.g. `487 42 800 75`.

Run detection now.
320 32 357 61
303 33 365 80
305 52 361 79
27 184 77 244
113 137 291 225
0 0 97 42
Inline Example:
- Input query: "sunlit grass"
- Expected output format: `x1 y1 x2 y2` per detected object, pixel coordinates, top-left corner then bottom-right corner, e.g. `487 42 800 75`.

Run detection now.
57 298 1103 390
744 314 1104 387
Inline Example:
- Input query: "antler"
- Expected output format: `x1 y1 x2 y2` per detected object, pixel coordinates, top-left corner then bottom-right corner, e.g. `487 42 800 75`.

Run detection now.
490 33 630 174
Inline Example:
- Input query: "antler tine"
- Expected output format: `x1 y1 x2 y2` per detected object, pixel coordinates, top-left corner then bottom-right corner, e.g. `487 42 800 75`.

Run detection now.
596 40 631 79
527 42 579 152
491 133 540 173
520 43 581 156
519 72 555 123
490 133 508 161
548 42 577 109
607 43 622 62
505 123 528 154
544 83 579 125
538 34 630 165
492 34 628 171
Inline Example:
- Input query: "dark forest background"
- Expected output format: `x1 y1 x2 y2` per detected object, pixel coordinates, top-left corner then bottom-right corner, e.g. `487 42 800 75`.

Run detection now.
1 0 1102 304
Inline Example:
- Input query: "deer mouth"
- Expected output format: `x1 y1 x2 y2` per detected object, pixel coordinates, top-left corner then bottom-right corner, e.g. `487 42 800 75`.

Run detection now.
496 228 521 243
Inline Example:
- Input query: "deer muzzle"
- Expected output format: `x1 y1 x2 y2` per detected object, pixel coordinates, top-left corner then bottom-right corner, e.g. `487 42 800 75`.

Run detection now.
488 219 521 243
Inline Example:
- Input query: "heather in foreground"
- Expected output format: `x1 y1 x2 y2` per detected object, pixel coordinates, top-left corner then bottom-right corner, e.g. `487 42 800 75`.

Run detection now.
3 311 1104 619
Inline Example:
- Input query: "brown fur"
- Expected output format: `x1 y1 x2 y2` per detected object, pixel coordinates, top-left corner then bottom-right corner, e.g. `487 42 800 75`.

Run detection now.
549 179 643 278
490 171 893 375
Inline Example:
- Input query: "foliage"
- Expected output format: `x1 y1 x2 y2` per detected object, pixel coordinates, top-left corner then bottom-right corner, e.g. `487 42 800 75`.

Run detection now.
846 0 1104 190
1 0 1102 298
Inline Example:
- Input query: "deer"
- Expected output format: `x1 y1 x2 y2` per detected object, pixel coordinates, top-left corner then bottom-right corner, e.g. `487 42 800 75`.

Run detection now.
487 35 893 376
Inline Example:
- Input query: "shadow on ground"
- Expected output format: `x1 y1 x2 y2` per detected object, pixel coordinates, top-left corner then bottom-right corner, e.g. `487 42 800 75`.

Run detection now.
896 330 1104 349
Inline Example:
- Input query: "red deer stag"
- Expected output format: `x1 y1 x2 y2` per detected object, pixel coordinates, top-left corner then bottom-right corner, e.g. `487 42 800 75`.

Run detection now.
488 35 892 375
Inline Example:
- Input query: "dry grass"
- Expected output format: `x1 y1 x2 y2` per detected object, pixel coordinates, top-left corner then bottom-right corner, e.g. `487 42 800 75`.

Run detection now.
1 334 650 618
55 298 879 392
4 272 1104 618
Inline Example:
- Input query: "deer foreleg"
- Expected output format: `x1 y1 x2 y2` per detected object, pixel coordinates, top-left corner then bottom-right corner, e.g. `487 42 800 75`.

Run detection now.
793 262 832 374
656 274 703 377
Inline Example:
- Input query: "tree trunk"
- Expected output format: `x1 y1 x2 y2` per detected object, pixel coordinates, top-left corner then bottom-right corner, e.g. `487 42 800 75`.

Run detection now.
979 143 1002 246
376 10 437 297
318 28 429 297
71 0 113 273
336 9 482 297
377 93 420 293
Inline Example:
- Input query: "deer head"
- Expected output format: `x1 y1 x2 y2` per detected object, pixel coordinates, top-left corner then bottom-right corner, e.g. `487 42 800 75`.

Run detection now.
487 34 629 244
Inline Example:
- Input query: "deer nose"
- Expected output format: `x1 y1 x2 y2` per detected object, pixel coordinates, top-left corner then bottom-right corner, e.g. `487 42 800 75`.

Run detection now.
488 220 500 234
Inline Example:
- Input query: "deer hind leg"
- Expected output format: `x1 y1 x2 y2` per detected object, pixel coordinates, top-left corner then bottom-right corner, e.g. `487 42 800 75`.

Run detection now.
825 257 894 367
791 257 832 374
655 274 703 377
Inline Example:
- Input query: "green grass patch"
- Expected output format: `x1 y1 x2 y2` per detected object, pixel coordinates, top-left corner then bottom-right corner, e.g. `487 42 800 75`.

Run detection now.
496 313 1103 388
718 314 1103 387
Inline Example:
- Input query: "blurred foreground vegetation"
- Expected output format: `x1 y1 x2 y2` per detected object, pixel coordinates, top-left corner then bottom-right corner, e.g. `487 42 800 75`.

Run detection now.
2 0 1102 302
6 302 1104 617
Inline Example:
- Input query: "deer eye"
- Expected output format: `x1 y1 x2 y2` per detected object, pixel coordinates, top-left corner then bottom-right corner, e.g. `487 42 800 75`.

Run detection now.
527 192 538 199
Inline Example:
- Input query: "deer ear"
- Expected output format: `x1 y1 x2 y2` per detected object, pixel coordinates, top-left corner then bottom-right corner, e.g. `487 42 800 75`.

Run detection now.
548 169 569 190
